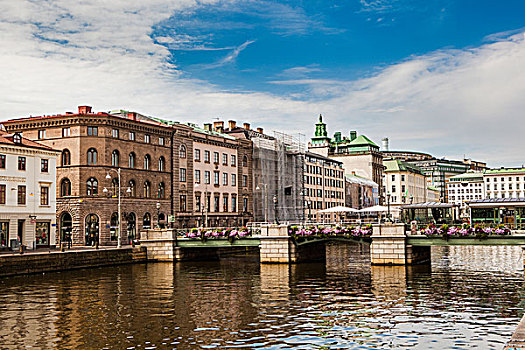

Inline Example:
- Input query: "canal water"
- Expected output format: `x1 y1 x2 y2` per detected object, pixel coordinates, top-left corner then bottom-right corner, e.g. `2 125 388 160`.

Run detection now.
0 244 523 349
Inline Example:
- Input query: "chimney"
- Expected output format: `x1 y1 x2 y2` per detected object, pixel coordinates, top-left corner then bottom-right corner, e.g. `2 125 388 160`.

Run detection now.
127 112 137 121
382 137 389 151
243 122 251 130
203 123 212 131
228 120 237 130
257 127 264 134
78 106 92 114
352 171 356 176
213 121 224 133
334 132 342 143
350 131 357 141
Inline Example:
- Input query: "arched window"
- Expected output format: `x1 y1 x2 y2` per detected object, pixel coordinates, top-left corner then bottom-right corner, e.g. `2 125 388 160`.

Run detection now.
129 180 136 197
158 182 165 199
159 156 165 171
242 155 248 167
179 145 186 158
62 149 71 166
111 178 119 195
111 150 119 167
110 212 118 241
86 177 98 196
144 154 151 170
144 181 151 198
143 213 151 229
87 148 97 165
60 178 71 196
129 152 136 168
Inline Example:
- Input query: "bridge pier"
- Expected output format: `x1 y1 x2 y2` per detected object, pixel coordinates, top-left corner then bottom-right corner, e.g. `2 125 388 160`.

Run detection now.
259 224 326 263
370 224 430 265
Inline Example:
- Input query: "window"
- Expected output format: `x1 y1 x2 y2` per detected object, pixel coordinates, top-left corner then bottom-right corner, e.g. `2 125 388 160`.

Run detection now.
129 131 135 141
242 156 248 167
87 148 97 165
158 157 165 172
36 222 50 246
195 193 201 212
61 150 70 166
17 185 26 205
180 168 186 182
242 175 247 187
243 197 248 212
214 196 220 212
391 175 395 181
204 171 210 184
195 149 201 161
129 152 135 168
179 145 187 158
40 186 49 206
401 185 405 193
195 170 201 184
87 177 98 196
62 127 70 137
213 152 219 164
87 126 98 136
112 129 119 138
111 150 119 167
223 173 228 186
159 137 165 146
60 178 71 196
143 213 151 229
41 159 49 173
158 182 165 198
144 134 150 143
391 185 396 193
223 196 228 212
13 134 21 144
111 178 119 195
175 193 186 213
18 156 26 171
129 180 136 196
222 153 228 165
204 151 210 163
231 155 236 166
231 174 236 186
401 175 405 181
144 181 151 198
38 130 46 139
0 185 5 204
144 154 151 170
214 171 220 185
231 196 237 212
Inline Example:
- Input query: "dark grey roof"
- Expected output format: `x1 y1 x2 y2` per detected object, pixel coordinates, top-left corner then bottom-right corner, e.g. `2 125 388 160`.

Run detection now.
468 198 525 206
402 202 456 209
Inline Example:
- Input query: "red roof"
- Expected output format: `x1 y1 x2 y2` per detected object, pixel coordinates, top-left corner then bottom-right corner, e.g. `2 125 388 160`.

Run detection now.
0 131 56 151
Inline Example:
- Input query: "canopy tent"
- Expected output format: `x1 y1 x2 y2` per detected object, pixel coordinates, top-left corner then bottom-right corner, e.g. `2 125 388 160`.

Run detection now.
318 206 360 213
359 205 400 213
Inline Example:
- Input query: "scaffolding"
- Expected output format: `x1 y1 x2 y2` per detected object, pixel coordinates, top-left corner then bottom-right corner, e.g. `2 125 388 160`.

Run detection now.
252 132 305 223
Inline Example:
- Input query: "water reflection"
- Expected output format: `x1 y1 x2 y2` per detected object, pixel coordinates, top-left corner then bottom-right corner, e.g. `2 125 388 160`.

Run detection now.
0 245 522 349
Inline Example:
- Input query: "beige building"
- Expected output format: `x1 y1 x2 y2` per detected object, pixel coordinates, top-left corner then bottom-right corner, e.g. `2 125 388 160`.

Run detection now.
303 152 345 222
345 174 379 209
384 159 426 210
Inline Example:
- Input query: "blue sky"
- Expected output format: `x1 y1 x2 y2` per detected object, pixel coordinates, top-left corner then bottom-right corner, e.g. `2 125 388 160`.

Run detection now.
2 0 525 166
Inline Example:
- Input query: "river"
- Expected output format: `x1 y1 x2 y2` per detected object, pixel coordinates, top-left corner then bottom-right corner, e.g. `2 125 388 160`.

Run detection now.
0 244 523 349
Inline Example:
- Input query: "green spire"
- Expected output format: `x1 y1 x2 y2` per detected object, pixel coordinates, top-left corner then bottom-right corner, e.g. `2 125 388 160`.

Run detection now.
314 114 327 138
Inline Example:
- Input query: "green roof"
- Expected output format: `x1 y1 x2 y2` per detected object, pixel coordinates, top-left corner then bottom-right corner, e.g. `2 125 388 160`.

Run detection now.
348 135 378 147
384 159 423 174
427 186 439 191
485 168 525 175
449 172 484 181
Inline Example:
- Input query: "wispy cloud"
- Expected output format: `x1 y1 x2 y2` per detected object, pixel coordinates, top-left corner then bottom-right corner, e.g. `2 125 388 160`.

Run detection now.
197 40 255 69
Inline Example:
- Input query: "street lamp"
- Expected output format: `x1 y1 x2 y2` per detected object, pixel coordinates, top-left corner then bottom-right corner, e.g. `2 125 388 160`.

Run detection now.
255 183 268 222
103 168 131 248
195 183 208 227
156 202 161 228
273 194 279 224
386 192 391 223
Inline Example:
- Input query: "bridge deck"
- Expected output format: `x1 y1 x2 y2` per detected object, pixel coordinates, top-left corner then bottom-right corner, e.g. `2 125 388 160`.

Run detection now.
176 238 261 248
406 235 525 246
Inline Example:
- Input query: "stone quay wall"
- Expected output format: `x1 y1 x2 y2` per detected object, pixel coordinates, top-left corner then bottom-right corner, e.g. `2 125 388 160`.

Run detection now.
0 247 147 277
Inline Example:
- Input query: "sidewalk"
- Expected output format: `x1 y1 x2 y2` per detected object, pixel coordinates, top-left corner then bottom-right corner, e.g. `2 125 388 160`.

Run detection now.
0 245 132 257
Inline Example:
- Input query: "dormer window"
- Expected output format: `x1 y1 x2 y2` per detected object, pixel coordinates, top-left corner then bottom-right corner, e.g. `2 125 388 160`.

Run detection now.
13 133 22 144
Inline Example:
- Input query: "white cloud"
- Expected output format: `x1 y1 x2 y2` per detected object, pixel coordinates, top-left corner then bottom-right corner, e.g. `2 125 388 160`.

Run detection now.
198 40 255 69
1 1 525 167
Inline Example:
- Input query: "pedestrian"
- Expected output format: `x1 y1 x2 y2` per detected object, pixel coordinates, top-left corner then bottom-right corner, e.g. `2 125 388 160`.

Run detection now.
67 232 72 249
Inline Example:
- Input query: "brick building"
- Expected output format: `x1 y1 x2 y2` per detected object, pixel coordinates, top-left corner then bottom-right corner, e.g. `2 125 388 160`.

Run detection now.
2 106 174 246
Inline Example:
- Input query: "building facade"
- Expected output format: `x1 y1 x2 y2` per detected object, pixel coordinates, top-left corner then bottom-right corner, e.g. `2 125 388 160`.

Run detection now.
446 172 484 218
303 152 345 222
2 106 173 246
345 174 379 209
308 115 385 202
484 168 525 200
0 132 59 250
383 159 427 209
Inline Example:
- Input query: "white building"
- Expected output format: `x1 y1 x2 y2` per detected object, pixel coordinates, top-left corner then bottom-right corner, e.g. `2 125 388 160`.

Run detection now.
447 172 485 204
0 132 59 250
484 168 525 199
384 159 427 208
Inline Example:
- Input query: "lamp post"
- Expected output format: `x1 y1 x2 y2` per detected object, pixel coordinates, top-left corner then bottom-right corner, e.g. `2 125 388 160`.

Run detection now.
255 183 268 222
195 183 208 227
156 202 161 228
386 192 391 222
103 168 131 248
273 194 279 224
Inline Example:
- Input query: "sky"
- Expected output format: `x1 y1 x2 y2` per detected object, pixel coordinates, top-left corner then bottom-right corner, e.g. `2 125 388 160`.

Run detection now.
1 0 525 166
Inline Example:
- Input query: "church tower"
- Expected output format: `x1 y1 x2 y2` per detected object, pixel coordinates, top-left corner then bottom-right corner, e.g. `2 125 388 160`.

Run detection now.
308 114 331 156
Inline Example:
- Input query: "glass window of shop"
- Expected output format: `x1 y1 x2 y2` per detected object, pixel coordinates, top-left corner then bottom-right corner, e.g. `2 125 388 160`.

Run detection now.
36 221 50 247
0 222 8 247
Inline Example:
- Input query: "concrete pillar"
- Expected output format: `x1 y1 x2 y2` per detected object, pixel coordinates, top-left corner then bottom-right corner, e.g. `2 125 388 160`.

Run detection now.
370 224 430 265
139 229 176 261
